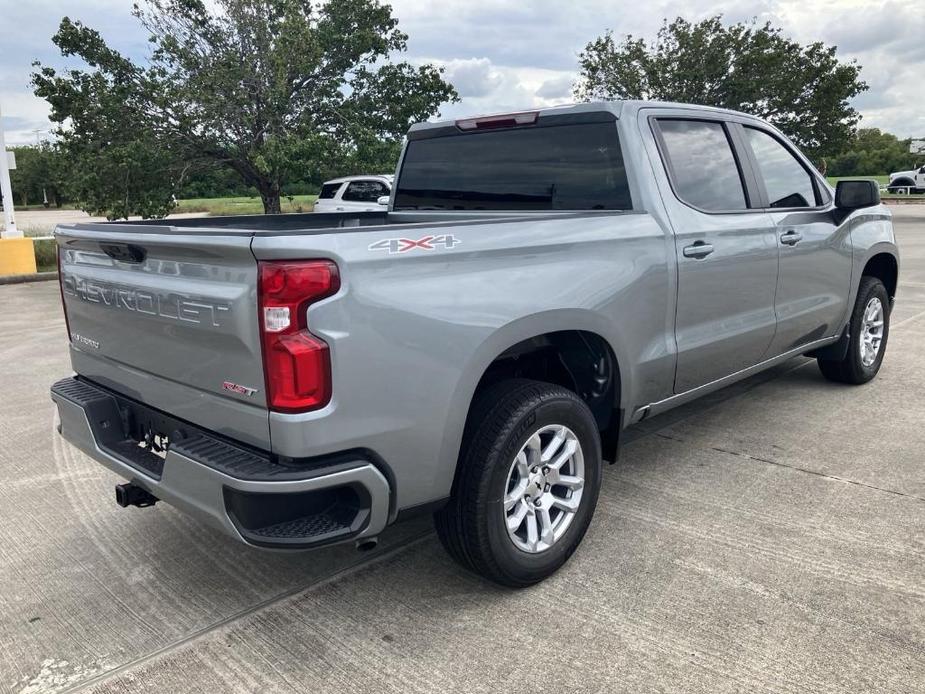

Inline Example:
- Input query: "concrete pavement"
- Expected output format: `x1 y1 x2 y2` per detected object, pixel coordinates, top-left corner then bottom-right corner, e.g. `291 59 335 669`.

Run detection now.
1 208 923 693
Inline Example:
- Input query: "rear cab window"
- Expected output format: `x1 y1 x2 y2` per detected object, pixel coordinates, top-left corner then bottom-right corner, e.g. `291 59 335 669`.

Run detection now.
654 119 749 212
394 122 632 211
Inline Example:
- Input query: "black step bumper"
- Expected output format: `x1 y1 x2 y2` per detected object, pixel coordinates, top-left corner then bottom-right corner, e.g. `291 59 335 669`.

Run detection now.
50 377 390 549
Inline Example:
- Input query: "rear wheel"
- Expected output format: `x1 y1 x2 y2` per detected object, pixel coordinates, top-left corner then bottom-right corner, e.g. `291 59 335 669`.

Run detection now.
887 179 915 194
818 276 890 384
435 379 602 587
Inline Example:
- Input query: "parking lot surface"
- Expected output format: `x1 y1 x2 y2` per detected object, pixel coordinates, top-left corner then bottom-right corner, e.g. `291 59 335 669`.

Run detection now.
1 206 923 693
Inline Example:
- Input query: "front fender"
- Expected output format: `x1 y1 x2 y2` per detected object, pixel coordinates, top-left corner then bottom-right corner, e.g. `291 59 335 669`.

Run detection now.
844 208 899 327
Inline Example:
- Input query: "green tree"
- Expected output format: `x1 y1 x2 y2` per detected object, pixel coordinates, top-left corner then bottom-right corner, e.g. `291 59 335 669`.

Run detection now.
33 0 457 218
575 16 868 160
8 144 68 208
826 128 919 176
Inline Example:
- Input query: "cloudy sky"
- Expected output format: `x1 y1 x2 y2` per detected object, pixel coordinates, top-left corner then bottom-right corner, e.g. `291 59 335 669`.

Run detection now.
1 0 922 145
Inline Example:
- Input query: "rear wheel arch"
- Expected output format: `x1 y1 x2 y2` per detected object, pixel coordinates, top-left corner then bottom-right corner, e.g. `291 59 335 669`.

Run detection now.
465 329 624 460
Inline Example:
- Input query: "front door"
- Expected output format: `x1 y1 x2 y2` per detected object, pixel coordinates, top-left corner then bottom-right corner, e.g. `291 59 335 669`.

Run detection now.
651 117 779 393
739 126 852 355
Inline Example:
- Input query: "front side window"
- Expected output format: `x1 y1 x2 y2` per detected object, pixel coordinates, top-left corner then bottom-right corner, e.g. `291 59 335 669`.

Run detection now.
394 122 632 211
657 119 748 211
343 180 389 202
744 127 817 209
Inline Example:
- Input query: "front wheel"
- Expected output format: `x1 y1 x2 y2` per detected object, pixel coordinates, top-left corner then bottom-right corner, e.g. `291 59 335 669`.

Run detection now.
434 379 602 587
818 276 890 384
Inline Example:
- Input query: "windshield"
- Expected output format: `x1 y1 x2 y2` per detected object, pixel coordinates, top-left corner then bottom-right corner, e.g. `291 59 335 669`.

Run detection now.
394 122 632 211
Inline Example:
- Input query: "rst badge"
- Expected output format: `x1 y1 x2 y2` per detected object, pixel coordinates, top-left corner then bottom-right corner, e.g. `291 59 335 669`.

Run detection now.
368 234 461 254
222 381 258 397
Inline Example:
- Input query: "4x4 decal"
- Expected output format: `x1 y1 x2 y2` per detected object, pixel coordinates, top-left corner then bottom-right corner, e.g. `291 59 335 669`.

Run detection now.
368 234 461 254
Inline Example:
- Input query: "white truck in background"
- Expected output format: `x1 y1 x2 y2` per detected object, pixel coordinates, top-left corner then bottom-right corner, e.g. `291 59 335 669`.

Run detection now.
888 164 925 193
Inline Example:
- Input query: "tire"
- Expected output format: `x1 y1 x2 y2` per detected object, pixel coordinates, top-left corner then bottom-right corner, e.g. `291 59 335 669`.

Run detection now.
434 379 602 588
887 179 915 194
818 276 890 384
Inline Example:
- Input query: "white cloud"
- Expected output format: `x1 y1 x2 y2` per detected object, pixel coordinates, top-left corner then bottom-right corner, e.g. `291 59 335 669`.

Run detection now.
393 0 925 138
2 0 923 146
536 74 576 100
440 58 504 98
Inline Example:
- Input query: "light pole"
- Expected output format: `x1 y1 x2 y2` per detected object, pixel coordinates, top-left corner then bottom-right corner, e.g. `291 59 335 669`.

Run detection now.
32 128 49 206
0 101 22 239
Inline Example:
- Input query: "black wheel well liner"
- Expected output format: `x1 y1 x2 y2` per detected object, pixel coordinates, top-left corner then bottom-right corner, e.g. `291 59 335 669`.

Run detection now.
471 330 623 461
862 253 898 299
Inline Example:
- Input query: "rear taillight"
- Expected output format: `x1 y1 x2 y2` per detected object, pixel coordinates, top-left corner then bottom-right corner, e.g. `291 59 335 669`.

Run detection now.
258 260 340 413
57 247 71 339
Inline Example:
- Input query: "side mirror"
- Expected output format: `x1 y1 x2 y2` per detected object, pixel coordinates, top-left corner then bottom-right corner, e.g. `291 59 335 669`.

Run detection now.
835 180 880 210
376 195 390 206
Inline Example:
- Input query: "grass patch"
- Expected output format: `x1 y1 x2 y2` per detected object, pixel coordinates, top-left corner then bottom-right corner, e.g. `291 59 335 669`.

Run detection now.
174 194 318 216
33 238 57 270
826 175 890 186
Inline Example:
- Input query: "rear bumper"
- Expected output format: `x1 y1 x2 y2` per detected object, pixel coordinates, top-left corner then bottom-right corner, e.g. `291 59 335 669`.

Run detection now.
50 377 390 549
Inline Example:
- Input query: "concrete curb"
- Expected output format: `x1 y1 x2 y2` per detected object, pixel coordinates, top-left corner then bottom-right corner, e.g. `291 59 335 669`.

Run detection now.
0 271 57 286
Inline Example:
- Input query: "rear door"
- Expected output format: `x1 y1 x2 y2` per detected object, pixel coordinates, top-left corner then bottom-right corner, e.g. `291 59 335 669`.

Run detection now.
649 116 779 393
739 125 852 355
313 181 345 213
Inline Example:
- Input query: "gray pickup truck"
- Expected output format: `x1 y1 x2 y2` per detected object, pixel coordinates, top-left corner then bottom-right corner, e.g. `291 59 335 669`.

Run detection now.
51 101 898 587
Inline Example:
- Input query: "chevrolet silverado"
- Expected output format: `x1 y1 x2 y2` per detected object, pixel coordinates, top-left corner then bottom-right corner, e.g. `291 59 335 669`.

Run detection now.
51 101 898 587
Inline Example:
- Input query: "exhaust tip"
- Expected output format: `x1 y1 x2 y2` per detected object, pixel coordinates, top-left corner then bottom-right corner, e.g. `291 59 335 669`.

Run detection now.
355 538 379 552
115 482 159 508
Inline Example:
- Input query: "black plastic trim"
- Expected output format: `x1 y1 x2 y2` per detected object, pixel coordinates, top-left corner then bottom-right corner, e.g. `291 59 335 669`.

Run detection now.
224 483 372 549
51 377 386 483
394 497 450 523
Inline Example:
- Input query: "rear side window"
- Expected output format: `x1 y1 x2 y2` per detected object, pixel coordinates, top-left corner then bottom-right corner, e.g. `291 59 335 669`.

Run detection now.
743 127 818 208
318 183 342 199
342 180 389 202
657 119 748 211
394 122 632 211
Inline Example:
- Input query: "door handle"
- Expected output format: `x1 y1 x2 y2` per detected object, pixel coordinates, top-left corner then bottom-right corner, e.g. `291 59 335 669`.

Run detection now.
780 230 803 245
682 241 714 259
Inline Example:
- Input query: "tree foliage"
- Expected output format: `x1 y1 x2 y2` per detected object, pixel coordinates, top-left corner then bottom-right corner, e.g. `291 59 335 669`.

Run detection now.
575 16 868 160
8 144 68 208
33 0 457 218
826 128 920 177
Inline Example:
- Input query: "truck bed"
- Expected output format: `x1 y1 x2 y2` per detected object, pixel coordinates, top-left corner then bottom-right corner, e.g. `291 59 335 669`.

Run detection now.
60 210 575 236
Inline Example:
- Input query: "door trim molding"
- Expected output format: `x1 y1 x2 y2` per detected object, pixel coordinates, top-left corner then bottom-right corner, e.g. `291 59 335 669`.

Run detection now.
631 335 839 423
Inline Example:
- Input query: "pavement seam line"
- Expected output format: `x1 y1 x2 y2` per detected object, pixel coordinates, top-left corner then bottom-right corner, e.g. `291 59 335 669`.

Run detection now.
59 530 436 694
891 306 925 328
655 432 925 502
35 263 925 692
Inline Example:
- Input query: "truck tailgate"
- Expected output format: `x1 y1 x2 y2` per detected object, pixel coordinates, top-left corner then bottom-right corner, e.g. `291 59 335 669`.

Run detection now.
56 224 270 448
